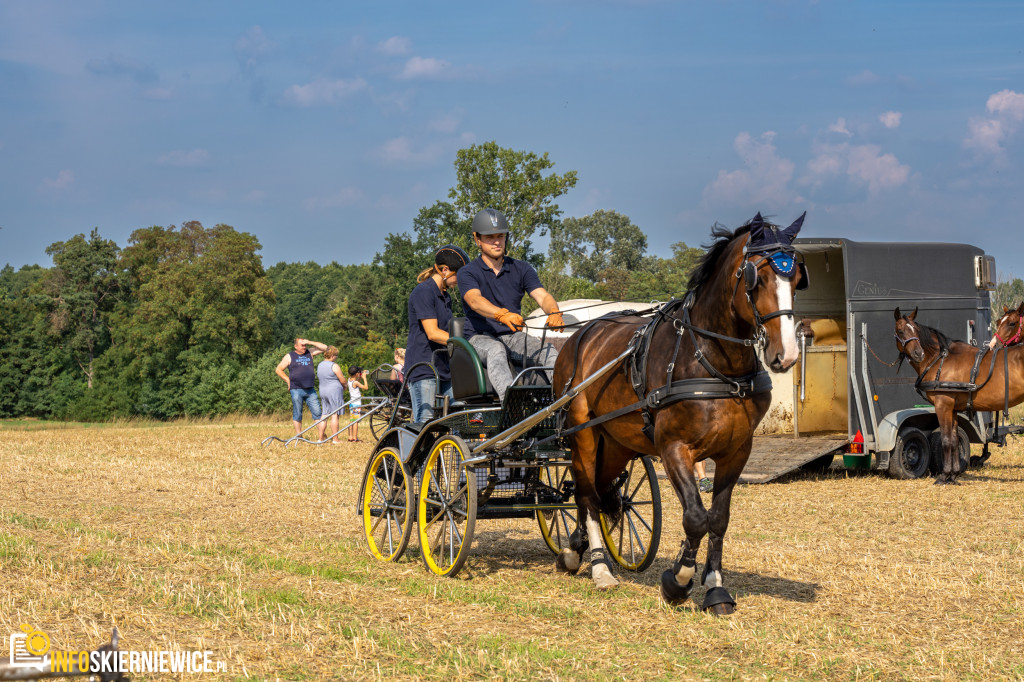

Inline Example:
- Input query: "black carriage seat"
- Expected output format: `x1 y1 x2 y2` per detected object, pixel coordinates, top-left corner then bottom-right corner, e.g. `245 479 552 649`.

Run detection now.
447 318 499 404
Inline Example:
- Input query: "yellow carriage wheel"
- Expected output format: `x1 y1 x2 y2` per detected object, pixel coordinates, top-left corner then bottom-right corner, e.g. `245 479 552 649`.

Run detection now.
535 462 577 555
600 455 662 572
418 436 477 577
360 447 414 562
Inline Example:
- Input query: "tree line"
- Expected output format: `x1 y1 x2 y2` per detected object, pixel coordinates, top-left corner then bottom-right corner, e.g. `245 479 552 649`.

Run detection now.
0 142 707 421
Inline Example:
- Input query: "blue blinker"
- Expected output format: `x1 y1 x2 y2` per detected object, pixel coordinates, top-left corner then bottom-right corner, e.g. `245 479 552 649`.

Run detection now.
768 252 797 277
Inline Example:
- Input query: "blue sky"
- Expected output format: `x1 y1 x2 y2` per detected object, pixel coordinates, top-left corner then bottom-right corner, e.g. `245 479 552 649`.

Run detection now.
2 1 1023 277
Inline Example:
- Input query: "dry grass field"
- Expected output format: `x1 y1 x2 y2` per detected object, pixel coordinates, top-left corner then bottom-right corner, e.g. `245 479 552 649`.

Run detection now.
1 416 1023 680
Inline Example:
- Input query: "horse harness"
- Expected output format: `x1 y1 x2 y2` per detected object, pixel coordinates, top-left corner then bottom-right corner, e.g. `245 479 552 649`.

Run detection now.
906 334 1012 418
548 248 800 445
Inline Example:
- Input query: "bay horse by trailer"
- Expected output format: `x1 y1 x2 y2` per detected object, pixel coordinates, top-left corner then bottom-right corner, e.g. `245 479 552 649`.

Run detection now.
894 306 1024 483
552 213 808 614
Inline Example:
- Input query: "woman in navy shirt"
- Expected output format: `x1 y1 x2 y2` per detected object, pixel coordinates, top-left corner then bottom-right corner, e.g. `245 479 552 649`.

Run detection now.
405 244 470 422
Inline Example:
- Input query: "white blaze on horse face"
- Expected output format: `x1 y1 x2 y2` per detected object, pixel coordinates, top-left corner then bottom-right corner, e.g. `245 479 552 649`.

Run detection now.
906 322 917 335
774 274 799 365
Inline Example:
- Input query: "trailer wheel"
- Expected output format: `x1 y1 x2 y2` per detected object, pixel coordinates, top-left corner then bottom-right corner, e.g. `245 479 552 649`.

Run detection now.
928 426 970 475
888 426 931 479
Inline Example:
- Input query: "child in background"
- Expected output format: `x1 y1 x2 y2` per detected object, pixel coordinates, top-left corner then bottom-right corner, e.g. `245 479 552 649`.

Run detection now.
391 348 406 381
346 365 369 442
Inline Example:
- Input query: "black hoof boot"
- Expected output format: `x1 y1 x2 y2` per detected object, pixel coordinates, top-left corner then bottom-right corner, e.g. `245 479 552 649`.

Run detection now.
702 586 736 616
660 570 694 606
934 476 951 485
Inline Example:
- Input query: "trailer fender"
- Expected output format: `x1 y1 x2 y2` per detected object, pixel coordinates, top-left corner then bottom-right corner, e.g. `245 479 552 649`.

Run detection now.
875 408 938 453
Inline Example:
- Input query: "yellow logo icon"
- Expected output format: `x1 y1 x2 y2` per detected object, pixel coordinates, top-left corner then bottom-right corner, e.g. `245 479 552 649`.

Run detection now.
20 625 50 657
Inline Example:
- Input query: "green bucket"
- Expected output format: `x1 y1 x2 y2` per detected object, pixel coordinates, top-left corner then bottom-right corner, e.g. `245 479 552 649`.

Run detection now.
842 453 872 469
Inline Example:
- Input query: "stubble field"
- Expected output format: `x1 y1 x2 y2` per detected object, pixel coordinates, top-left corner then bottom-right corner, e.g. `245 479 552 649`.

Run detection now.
1 417 1022 680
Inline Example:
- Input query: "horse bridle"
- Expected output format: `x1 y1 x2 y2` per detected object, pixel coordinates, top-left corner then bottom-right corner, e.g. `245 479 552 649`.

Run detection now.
994 314 1023 347
731 249 806 345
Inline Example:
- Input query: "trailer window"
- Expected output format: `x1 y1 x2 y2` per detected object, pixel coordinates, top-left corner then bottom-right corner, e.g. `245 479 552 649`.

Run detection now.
974 255 996 290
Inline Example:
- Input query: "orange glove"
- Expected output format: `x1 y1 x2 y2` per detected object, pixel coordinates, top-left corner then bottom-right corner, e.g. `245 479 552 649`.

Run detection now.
546 311 564 329
494 308 524 332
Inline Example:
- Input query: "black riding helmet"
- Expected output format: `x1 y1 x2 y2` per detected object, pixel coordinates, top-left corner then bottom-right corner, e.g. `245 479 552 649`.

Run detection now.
435 244 470 271
471 208 509 236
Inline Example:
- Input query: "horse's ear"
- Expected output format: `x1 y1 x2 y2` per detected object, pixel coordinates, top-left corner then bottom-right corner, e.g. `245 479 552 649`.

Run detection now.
780 211 806 243
894 307 902 320
749 212 765 242
1004 305 1010 314
1017 300 1024 315
909 306 918 321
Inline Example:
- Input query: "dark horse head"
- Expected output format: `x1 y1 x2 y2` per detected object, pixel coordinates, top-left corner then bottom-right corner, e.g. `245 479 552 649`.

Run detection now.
689 212 808 372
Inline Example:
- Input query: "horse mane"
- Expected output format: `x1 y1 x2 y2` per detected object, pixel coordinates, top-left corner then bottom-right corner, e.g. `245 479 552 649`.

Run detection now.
916 321 952 354
685 223 751 292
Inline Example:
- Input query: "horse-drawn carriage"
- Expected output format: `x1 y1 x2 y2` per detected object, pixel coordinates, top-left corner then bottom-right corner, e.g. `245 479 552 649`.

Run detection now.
358 320 663 577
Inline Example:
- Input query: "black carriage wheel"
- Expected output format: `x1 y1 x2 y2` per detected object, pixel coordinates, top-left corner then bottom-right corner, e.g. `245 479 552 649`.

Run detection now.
889 426 931 479
369 404 394 441
536 462 577 555
360 447 414 562
599 456 662 572
417 436 477 577
928 426 971 474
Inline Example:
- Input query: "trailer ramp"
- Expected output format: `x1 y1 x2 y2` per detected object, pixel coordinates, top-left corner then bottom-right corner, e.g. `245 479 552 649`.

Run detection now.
679 434 849 484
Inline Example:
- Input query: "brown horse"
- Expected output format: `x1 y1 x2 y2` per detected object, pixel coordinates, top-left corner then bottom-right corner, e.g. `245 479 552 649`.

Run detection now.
552 213 807 614
990 302 1024 349
894 306 1024 484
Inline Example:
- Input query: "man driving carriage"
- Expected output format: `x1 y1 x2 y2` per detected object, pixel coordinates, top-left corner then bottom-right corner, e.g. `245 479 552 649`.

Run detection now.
456 208 564 402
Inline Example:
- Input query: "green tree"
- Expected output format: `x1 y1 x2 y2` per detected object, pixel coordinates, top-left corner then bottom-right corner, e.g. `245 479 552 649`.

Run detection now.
115 221 276 417
266 261 353 347
448 141 578 264
991 275 1024 331
548 209 650 282
40 229 121 389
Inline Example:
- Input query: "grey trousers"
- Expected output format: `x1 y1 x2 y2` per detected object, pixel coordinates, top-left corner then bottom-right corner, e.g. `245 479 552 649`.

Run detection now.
468 332 558 402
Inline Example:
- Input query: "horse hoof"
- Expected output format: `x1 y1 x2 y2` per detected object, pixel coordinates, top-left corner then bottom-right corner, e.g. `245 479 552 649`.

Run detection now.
701 586 736 615
594 575 619 591
933 477 950 485
555 549 581 575
660 570 694 605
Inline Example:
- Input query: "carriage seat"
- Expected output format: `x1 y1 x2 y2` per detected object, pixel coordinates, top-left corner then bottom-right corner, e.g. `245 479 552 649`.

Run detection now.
447 318 499 404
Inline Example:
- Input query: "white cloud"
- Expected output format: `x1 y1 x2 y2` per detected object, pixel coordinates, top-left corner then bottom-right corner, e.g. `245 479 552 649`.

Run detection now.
846 69 881 87
879 111 902 129
399 56 449 80
377 36 411 56
303 187 363 211
236 26 274 72
804 142 909 194
86 53 157 83
157 149 209 168
282 77 367 106
702 131 799 208
40 169 75 191
374 136 445 165
429 111 462 134
828 118 852 136
964 89 1024 159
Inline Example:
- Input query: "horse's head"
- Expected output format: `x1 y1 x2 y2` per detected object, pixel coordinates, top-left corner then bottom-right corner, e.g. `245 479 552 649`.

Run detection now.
893 306 926 362
991 301 1024 349
734 212 808 372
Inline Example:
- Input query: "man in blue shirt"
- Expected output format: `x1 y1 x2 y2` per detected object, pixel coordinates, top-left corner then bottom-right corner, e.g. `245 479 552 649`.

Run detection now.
456 208 563 402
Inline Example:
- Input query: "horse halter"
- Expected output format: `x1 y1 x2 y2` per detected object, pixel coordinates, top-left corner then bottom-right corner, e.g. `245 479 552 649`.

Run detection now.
994 315 1024 347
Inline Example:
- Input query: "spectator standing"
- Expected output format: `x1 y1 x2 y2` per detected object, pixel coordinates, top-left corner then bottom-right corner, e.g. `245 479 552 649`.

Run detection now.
346 365 369 442
317 346 347 444
275 338 328 439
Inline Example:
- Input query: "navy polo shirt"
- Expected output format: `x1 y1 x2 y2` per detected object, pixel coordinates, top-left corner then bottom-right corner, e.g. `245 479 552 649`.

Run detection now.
456 255 543 338
405 278 453 383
